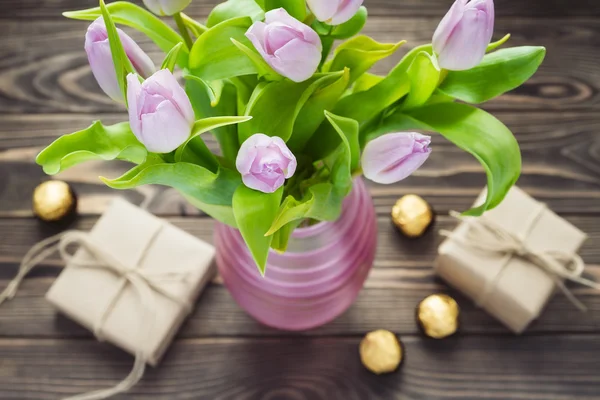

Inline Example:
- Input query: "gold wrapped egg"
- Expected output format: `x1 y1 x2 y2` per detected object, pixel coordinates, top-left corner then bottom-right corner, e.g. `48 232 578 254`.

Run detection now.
32 180 77 222
417 294 460 339
359 329 404 374
391 194 434 238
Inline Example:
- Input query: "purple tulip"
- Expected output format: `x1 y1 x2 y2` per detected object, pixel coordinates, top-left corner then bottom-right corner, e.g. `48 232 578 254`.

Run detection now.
85 17 155 102
143 0 191 16
126 69 195 153
246 8 322 83
236 134 297 193
362 132 432 184
306 0 364 25
432 0 495 71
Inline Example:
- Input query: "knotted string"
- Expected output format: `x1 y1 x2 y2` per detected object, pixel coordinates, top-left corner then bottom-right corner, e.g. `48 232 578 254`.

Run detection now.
0 228 194 400
440 205 600 312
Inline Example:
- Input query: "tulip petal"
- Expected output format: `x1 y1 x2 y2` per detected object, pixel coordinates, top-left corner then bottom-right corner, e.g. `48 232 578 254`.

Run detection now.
144 69 195 125
126 74 143 137
271 38 322 82
87 40 122 102
246 21 269 57
362 132 431 184
120 31 155 78
306 0 339 22
265 8 321 50
242 173 285 194
329 0 365 25
139 100 191 153
85 17 155 101
236 134 296 193
437 8 490 70
270 136 297 177
432 0 468 54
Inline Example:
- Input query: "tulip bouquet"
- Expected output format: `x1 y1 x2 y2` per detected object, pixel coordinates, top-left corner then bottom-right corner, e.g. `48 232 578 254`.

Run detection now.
37 0 545 274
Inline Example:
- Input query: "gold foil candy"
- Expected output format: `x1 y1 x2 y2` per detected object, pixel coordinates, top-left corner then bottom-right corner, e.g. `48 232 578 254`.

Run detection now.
417 294 460 339
391 194 434 238
32 180 76 222
359 329 404 374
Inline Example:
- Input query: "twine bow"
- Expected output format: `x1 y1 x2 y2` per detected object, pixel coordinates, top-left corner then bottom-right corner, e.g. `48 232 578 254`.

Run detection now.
0 228 194 400
440 208 600 312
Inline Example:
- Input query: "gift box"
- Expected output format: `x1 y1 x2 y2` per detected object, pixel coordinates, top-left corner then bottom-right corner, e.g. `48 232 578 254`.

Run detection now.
46 197 216 366
435 186 588 334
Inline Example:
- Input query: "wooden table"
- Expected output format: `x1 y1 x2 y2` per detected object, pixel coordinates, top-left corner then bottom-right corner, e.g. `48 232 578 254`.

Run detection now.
1 0 600 398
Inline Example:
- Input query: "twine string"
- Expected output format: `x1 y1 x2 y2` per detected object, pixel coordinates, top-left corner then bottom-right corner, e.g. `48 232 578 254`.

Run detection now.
440 206 599 311
0 227 194 400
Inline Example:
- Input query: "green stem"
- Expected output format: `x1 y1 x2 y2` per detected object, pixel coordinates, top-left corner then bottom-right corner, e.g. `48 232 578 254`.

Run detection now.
174 12 194 50
319 36 335 70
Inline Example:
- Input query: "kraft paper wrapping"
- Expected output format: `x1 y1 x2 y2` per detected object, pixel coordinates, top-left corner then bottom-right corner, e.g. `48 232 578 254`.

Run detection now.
435 187 588 334
46 198 216 366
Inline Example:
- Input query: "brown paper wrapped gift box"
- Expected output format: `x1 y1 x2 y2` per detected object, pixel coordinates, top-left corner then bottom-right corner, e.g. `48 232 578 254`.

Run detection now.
435 186 588 334
46 197 216 366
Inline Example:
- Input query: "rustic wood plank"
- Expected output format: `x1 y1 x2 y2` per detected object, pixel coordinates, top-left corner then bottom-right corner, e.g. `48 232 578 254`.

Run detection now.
2 0 598 19
2 110 599 216
1 17 598 114
0 335 599 399
0 215 598 338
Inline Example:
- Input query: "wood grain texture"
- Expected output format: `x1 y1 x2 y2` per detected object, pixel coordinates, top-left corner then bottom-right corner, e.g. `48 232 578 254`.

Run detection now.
1 335 600 400
1 111 599 216
0 215 599 338
2 0 599 18
2 1 600 399
1 17 599 114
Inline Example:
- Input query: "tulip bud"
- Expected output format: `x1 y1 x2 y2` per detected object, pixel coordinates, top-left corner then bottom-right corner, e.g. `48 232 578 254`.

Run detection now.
246 8 322 83
306 0 364 26
126 69 195 153
432 0 495 71
143 0 192 16
362 132 432 184
236 134 297 193
85 18 155 103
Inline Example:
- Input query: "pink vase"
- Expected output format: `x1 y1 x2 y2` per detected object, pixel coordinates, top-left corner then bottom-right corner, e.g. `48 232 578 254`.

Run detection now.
214 178 377 331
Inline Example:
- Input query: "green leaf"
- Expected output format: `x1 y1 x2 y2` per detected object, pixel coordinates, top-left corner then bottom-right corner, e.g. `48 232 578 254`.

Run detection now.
269 112 357 235
371 103 521 216
324 111 359 172
230 38 282 81
64 2 187 66
36 121 147 175
238 72 345 143
98 0 134 101
174 116 252 162
257 0 306 20
233 186 283 275
265 183 337 235
231 75 258 114
288 68 350 152
103 163 242 225
161 42 184 71
352 73 384 93
186 78 242 162
330 6 367 39
438 46 546 104
189 17 258 81
334 44 431 126
181 13 208 37
324 36 405 84
270 219 301 253
207 0 265 27
403 51 440 110
487 34 511 52
183 74 224 107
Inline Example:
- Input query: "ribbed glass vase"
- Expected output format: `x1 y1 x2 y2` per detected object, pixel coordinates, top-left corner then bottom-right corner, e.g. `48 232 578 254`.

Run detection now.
214 178 377 331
